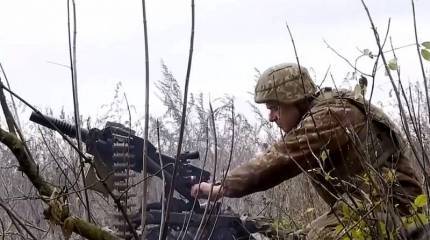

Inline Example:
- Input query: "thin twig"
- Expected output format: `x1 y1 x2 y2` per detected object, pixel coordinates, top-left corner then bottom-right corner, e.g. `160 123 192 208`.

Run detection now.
179 114 210 240
156 120 167 240
123 93 135 238
67 0 91 222
367 19 390 108
140 0 150 237
411 0 430 124
323 39 373 77
207 99 236 239
317 65 331 89
161 0 196 238
194 102 219 240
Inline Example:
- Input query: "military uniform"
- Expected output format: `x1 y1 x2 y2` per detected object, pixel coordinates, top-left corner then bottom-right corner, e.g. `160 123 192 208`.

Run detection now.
222 64 423 239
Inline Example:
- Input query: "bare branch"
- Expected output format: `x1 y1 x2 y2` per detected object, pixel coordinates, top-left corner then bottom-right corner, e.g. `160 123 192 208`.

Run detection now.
161 0 196 238
140 0 150 236
66 0 91 222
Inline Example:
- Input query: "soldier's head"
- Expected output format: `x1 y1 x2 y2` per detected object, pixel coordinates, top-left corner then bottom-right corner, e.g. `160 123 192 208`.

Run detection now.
254 63 316 132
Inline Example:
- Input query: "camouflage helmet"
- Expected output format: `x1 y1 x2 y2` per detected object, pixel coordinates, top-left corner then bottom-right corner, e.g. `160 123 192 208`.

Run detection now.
254 63 317 104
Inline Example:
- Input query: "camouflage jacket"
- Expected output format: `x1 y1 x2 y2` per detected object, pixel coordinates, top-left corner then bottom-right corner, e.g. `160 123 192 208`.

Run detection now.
223 88 422 216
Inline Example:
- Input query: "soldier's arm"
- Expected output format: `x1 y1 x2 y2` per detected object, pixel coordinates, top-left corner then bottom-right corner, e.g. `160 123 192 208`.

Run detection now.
222 102 365 198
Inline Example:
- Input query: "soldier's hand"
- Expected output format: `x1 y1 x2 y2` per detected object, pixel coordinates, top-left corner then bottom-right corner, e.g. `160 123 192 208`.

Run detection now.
191 182 223 201
191 182 211 199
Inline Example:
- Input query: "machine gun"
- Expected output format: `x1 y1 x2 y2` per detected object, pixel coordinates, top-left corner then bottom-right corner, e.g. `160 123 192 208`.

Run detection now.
30 112 266 239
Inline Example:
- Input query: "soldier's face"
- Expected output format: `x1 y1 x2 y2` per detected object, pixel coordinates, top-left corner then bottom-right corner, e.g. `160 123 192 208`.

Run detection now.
266 102 301 132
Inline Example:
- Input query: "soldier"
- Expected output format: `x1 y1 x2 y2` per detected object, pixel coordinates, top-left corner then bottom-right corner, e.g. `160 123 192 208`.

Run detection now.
191 63 424 239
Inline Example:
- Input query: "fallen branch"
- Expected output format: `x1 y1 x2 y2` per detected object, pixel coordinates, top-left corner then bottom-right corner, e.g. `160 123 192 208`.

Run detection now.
0 127 119 240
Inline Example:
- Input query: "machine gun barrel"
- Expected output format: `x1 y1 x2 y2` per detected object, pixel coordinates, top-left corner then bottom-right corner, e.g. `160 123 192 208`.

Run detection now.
29 111 89 141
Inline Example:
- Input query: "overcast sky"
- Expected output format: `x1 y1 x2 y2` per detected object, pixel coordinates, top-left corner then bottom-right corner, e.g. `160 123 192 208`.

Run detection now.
1 0 429 122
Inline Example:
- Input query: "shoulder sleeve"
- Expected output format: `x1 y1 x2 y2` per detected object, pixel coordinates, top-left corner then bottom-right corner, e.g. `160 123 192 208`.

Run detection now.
222 100 366 198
